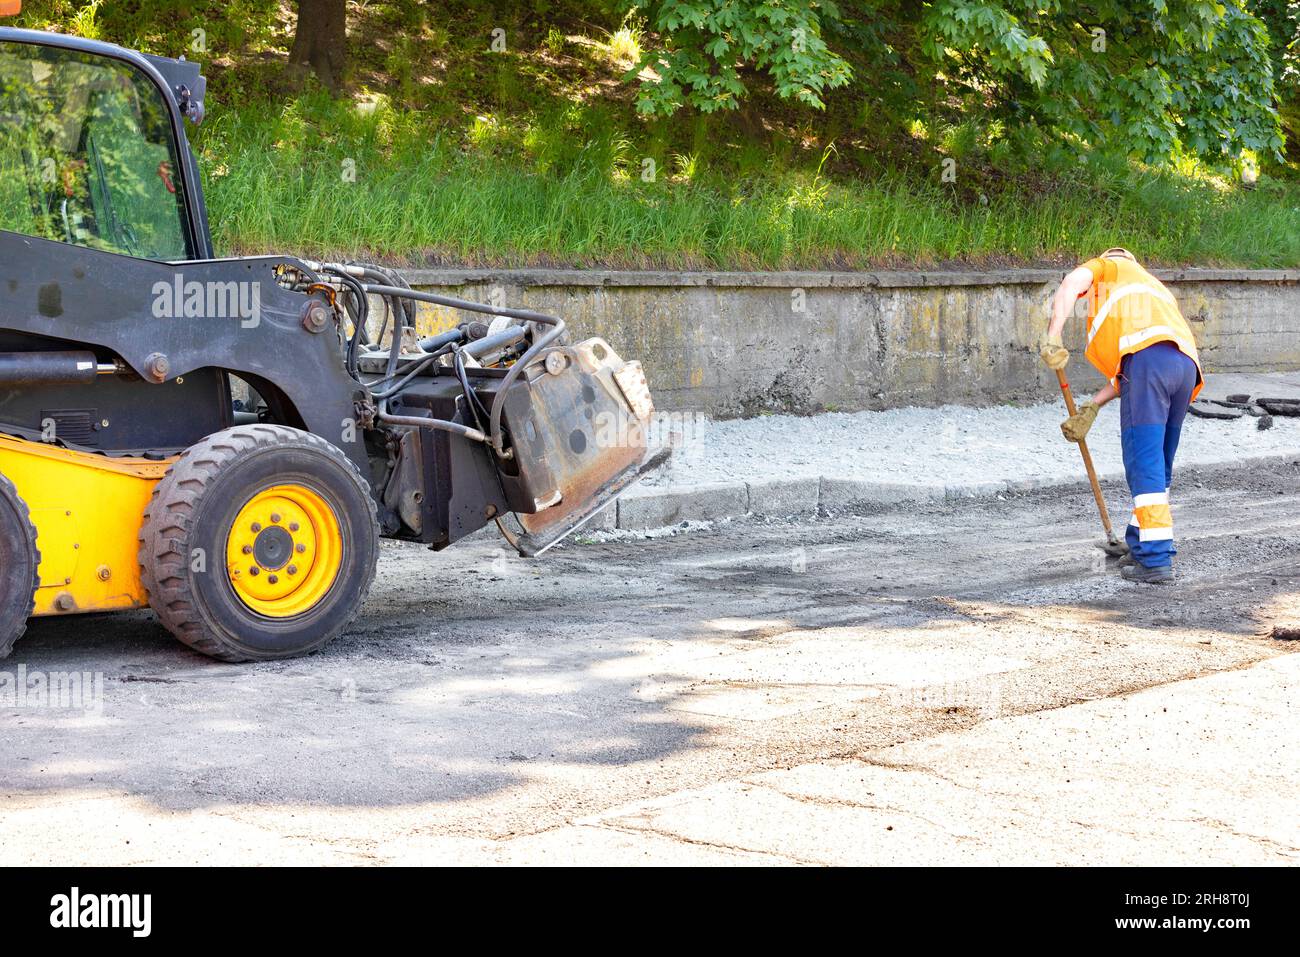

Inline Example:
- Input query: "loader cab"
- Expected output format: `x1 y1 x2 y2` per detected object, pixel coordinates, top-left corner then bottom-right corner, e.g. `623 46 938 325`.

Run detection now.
0 26 212 260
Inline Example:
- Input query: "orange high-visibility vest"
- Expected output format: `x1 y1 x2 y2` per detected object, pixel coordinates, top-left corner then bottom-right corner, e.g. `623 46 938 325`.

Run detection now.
1080 257 1203 400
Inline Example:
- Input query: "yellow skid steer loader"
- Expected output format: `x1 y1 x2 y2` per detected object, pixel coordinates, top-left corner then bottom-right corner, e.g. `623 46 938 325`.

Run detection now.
0 15 661 661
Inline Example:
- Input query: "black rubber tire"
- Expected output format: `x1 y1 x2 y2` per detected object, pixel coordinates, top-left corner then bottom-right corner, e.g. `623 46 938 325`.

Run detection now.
0 472 40 659
138 425 379 662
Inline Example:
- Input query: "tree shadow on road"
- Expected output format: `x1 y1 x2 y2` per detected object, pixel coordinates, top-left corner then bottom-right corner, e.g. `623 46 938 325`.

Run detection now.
2 502 1297 826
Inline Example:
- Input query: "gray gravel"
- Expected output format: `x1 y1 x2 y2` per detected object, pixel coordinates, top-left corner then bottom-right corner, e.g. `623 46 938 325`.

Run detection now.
643 371 1300 495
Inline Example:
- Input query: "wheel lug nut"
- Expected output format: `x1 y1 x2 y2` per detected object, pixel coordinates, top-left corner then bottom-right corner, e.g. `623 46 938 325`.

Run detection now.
242 545 253 555
249 567 260 576
287 565 298 575
289 522 300 532
271 513 282 523
251 522 262 532
296 543 306 553
268 574 279 584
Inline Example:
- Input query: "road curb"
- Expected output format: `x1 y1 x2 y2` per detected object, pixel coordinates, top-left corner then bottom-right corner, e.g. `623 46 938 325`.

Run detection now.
608 452 1300 531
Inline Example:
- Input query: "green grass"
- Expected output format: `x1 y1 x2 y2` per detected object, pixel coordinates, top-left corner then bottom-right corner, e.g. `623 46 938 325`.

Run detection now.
15 1 1299 269
197 97 1300 270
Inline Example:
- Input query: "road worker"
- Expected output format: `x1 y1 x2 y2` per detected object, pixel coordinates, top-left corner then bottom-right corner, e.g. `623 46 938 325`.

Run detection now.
1041 248 1203 584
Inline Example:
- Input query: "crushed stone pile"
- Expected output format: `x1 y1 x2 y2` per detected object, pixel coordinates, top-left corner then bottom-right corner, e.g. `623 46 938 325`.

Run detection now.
640 374 1300 495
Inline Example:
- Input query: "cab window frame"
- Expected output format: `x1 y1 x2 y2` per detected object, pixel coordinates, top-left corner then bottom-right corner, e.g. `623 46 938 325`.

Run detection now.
0 28 207 262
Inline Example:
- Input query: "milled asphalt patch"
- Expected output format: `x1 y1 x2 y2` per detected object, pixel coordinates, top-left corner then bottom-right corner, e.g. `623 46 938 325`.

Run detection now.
597 371 1300 532
599 452 1300 532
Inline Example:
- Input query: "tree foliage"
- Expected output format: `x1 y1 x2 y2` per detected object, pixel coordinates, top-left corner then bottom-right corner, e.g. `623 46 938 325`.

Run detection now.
631 0 1288 165
1250 0 1298 158
9 0 1294 169
629 1 853 114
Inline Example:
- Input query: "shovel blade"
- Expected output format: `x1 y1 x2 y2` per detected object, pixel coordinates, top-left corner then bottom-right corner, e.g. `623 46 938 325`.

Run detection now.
1098 538 1130 558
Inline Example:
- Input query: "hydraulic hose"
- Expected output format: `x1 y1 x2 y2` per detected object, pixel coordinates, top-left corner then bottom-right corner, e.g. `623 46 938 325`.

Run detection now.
377 404 487 443
357 283 567 460
310 261 417 331
451 346 492 432
419 328 465 353
368 346 453 401
330 270 369 379
463 325 528 360
358 284 564 327
485 319 565 460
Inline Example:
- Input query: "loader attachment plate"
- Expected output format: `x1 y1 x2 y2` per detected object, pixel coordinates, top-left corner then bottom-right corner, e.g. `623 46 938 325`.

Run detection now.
512 447 671 556
501 339 659 555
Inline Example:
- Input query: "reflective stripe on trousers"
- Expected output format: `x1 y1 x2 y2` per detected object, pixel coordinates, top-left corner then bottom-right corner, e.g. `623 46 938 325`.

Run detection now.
1129 490 1173 542
1119 343 1199 568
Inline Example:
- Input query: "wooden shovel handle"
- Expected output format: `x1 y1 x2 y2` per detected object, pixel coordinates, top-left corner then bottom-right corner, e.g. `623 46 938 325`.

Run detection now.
1056 369 1117 541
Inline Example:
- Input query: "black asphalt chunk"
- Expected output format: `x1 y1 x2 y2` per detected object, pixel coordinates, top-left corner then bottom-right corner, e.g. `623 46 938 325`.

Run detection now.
1189 401 1244 420
1257 398 1300 417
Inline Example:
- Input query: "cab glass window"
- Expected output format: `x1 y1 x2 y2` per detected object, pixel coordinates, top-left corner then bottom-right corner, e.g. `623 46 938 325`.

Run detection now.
0 40 191 260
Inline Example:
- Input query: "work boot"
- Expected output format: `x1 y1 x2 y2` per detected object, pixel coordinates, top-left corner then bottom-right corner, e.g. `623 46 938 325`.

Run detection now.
1120 563 1174 585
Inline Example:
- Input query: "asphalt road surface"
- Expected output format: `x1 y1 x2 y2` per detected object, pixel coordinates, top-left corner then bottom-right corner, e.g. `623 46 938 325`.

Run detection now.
3 461 1298 864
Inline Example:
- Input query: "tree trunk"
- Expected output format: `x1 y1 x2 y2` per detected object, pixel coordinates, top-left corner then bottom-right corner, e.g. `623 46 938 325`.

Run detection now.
288 0 348 91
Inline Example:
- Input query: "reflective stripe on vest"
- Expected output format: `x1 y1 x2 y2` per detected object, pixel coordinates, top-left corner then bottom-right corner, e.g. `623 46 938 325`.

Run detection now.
1118 324 1195 354
1086 283 1177 345
1082 269 1202 400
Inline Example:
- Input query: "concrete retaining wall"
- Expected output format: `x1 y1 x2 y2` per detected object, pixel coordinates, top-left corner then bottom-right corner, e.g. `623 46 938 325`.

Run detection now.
404 267 1300 414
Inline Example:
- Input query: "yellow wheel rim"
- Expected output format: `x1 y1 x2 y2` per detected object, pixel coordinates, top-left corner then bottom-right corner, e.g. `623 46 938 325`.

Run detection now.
224 484 343 619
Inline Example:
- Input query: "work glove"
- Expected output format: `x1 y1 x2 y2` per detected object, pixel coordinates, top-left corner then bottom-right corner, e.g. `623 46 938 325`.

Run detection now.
1061 401 1099 443
1040 332 1069 371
